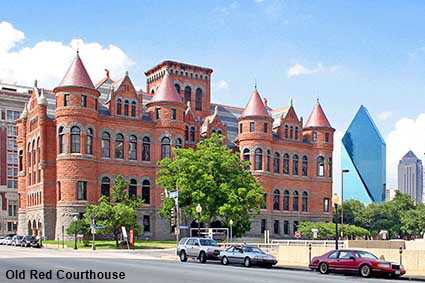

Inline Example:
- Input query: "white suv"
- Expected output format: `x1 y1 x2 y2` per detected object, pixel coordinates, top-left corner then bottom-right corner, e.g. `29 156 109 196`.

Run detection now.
177 237 222 263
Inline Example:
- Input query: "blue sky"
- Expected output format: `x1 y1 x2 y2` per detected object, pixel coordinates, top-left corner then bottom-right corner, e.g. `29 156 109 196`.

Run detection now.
2 0 425 189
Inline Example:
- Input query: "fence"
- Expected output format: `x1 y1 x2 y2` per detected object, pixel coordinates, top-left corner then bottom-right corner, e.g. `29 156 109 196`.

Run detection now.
271 240 346 248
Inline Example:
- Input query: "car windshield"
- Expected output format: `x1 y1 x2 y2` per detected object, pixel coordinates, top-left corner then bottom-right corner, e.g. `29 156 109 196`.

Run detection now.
17 236 23 239
199 239 218 246
243 247 264 253
179 238 187 245
356 251 378 260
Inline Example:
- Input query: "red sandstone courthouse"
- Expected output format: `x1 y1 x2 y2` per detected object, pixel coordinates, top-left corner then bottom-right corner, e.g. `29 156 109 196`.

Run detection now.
16 53 334 240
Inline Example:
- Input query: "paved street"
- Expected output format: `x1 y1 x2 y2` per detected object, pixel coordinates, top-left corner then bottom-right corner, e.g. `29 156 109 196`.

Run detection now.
0 246 418 283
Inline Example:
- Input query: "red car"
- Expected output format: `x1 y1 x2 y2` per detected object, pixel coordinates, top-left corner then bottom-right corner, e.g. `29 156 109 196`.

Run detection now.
309 249 406 278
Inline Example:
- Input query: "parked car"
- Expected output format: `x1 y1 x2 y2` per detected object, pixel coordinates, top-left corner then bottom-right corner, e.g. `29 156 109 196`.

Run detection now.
309 249 406 278
11 235 24 246
177 237 223 263
219 245 277 268
20 236 35 247
3 236 13 245
0 236 5 245
31 237 42 248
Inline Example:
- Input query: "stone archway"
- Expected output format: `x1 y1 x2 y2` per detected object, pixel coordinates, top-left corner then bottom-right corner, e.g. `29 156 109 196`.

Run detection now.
37 220 42 237
28 220 32 236
190 220 205 236
210 220 223 228
32 220 37 236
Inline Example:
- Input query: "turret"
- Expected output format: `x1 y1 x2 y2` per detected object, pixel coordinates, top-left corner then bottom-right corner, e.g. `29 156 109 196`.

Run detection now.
237 87 273 171
303 99 334 146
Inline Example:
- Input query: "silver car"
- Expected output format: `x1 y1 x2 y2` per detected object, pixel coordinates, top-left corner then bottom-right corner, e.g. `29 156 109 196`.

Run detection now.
177 237 223 263
219 245 277 268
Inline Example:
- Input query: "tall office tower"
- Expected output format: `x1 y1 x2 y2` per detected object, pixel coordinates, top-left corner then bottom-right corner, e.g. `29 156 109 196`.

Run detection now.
398 150 423 203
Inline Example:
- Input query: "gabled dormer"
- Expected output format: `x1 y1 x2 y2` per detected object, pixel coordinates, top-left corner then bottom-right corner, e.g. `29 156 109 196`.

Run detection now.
106 72 142 118
278 101 303 141
200 105 227 139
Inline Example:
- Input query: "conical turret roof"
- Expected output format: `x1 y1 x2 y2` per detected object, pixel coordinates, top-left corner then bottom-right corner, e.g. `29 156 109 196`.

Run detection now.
150 73 183 104
241 88 270 118
305 100 331 128
58 52 95 89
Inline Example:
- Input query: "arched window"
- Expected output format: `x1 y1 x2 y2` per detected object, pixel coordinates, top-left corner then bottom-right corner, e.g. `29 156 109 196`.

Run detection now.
195 88 202 111
293 191 299 211
290 126 294 139
273 190 280 210
101 132 111 158
101 177 110 198
312 131 318 142
36 138 40 164
285 125 288 138
27 143 31 167
212 129 216 134
161 137 171 159
142 180 150 204
317 156 325 176
175 138 182 149
70 126 81 153
175 84 181 94
255 148 263 170
302 156 308 176
328 157 332 177
129 135 137 160
184 86 191 104
302 192 308 212
292 154 299 175
273 152 280 173
142 136 151 161
190 126 195 142
266 150 271 172
217 130 222 135
86 128 93 154
58 126 65 154
117 99 122 115
283 153 290 174
18 150 23 171
243 148 250 162
115 134 124 159
131 101 136 117
124 100 129 116
185 126 189 141
129 179 137 199
295 126 298 140
283 190 289 211
32 141 35 165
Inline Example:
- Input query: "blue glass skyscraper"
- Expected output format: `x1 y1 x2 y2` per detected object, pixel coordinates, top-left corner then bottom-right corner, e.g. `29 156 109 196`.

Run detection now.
342 105 386 204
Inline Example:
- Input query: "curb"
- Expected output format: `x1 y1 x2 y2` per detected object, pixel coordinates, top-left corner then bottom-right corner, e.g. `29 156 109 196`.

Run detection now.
277 265 425 282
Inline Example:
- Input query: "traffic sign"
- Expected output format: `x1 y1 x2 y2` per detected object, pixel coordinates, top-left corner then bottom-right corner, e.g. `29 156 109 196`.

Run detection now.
170 191 178 199
179 226 189 230
95 226 104 229
294 231 302 238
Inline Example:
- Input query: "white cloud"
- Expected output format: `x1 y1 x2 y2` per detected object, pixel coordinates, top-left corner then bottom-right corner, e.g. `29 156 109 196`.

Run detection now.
213 80 229 91
386 113 425 188
254 0 265 2
377 111 392 121
0 21 134 89
287 63 339 78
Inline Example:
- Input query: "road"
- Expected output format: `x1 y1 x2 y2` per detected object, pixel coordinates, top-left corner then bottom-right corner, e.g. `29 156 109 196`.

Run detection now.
0 246 416 283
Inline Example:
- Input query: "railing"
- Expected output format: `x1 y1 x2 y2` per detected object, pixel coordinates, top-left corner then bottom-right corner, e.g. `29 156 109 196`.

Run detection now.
219 243 280 255
271 240 346 248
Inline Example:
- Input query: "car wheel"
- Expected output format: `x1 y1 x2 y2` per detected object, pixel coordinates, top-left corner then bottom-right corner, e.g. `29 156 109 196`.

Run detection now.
319 262 329 274
179 250 188 262
199 252 207 263
360 265 371 278
221 256 229 265
244 257 251 268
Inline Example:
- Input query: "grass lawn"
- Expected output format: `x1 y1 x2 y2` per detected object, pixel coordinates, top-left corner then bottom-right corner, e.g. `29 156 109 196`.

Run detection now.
43 240 176 250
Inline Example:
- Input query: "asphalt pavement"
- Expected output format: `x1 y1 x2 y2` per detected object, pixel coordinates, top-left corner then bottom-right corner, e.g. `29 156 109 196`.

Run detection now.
0 246 419 283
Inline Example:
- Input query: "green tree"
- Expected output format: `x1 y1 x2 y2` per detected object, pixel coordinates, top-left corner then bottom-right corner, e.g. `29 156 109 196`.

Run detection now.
401 204 425 238
333 199 367 228
157 134 264 237
85 175 143 247
299 222 370 240
66 219 90 248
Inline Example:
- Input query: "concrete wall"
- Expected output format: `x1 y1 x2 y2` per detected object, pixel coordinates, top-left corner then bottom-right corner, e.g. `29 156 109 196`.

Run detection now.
346 240 405 249
278 246 425 276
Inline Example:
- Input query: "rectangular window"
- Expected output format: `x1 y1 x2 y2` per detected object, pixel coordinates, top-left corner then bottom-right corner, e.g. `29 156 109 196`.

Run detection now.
143 215 151 232
249 122 255 132
7 139 17 150
325 133 330 142
323 197 330 212
261 193 267 209
7 125 17 136
239 123 243 133
283 221 289 235
293 221 299 233
155 108 160 119
77 181 87 200
81 95 87 107
312 132 318 142
64 94 70 106
7 179 17 188
6 110 20 121
7 153 17 164
171 108 176 120
7 167 18 176
8 201 17 217
261 219 266 234
273 220 279 234
263 122 268 133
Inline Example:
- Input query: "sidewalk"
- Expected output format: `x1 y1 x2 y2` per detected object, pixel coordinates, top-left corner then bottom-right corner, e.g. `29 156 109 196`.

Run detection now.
277 264 425 282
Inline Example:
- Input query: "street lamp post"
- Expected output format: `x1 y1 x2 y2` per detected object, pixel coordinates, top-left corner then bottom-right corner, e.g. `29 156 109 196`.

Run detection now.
332 194 341 250
341 169 349 239
73 216 78 250
91 213 96 251
229 220 234 243
196 204 202 237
